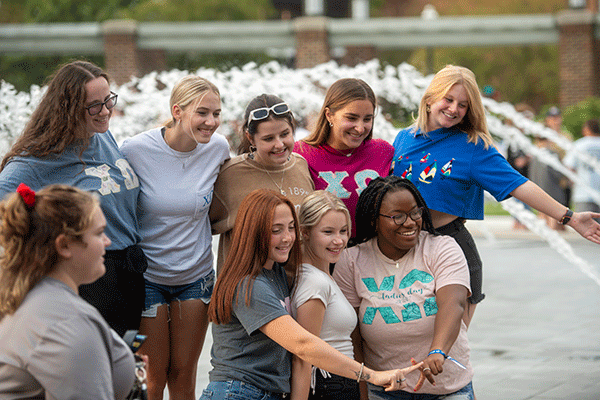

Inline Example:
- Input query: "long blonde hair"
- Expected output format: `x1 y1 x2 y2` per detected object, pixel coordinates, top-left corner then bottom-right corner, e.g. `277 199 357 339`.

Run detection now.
415 65 493 149
0 184 99 319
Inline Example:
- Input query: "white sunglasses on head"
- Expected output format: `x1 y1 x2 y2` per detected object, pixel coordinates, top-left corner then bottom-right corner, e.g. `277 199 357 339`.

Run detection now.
247 102 291 125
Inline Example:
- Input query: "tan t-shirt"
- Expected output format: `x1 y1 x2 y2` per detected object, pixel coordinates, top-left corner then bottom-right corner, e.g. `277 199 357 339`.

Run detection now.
210 153 314 271
333 233 473 395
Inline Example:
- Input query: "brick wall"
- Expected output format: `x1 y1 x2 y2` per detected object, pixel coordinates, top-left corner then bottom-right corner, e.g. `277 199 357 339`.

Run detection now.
557 10 599 108
294 17 330 68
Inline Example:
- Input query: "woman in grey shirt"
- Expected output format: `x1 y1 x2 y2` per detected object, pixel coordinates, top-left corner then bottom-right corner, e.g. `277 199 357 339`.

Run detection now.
0 184 135 400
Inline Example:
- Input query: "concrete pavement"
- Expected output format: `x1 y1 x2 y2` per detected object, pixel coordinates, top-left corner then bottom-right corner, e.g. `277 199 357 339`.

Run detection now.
169 216 600 399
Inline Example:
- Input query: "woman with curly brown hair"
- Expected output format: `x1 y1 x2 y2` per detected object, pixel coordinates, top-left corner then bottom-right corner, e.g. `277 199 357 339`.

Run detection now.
0 60 146 336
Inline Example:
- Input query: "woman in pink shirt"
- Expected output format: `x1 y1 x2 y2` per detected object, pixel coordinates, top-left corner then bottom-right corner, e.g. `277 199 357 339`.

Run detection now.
294 78 394 240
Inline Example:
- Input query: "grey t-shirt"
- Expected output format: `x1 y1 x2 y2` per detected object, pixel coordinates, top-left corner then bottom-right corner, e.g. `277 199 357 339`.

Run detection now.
0 278 135 399
209 264 292 394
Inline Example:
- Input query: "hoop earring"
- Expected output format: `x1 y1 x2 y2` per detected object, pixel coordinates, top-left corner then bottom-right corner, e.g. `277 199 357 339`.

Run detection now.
250 145 257 153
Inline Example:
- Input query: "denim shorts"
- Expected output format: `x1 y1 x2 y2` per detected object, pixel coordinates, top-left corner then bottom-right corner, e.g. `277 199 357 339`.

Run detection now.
368 381 474 400
200 380 288 400
141 270 215 318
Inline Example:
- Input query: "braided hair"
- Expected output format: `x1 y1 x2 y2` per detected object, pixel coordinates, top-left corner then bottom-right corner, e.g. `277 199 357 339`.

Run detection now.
354 176 436 244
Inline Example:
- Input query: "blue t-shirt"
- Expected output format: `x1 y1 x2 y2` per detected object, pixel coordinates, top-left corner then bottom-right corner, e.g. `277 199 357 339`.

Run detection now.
0 131 141 250
209 264 292 394
392 127 527 220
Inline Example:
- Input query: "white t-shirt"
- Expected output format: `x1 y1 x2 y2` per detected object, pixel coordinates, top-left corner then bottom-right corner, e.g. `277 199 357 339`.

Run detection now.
292 263 357 358
333 233 473 395
121 127 230 285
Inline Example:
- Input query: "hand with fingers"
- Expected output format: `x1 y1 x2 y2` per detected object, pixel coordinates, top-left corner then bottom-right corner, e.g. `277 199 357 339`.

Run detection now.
411 357 439 392
569 211 600 244
371 362 424 392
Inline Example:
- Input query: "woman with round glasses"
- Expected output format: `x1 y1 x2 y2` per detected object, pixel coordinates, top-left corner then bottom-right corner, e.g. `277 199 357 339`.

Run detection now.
0 60 146 337
333 176 475 399
294 78 394 240
210 93 314 271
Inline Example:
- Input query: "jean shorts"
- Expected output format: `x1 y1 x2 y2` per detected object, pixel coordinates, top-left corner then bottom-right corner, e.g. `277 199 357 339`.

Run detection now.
368 381 474 400
200 380 287 400
141 270 215 318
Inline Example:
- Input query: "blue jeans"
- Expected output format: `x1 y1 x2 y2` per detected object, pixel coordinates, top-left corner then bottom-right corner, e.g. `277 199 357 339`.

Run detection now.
199 380 287 400
368 381 474 400
141 270 214 317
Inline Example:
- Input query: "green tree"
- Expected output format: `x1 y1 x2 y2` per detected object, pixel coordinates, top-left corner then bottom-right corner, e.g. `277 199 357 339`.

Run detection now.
121 0 276 21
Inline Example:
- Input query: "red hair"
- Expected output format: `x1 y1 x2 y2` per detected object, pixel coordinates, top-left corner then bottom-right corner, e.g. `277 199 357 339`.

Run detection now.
209 189 300 324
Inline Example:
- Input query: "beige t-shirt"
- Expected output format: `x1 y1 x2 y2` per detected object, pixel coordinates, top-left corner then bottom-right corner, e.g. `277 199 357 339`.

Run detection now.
333 233 473 395
210 152 314 271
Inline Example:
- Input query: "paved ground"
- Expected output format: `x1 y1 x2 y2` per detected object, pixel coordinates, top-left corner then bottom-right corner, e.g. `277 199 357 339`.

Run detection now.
165 216 600 399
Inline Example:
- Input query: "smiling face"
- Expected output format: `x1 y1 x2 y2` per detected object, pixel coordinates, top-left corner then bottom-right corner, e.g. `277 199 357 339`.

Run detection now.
68 206 111 286
426 83 469 132
174 90 221 147
376 188 422 260
249 118 295 167
265 203 296 269
326 99 374 151
303 210 349 271
84 77 113 136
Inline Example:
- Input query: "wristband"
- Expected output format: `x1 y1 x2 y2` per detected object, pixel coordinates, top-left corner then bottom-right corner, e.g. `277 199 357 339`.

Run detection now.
428 349 467 370
559 209 573 225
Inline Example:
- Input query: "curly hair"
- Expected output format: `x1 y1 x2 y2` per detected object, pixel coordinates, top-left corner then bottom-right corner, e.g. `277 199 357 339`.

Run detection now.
354 176 436 245
1 61 109 171
0 184 99 319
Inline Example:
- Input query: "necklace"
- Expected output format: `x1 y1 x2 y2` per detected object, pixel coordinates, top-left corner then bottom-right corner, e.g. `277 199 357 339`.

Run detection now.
163 128 193 169
264 166 286 196
327 143 355 158
373 240 407 269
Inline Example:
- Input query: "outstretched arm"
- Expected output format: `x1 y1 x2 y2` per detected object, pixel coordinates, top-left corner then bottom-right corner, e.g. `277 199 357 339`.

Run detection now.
261 314 422 392
413 284 468 391
511 180 600 244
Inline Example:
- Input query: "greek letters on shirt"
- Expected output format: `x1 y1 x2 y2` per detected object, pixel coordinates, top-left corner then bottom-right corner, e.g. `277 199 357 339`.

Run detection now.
360 269 438 325
317 169 380 199
84 159 139 195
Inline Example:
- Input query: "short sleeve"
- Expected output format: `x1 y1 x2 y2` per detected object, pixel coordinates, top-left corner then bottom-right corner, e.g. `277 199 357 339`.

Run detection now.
292 267 330 310
426 236 471 296
233 277 289 335
332 249 361 308
28 317 121 400
0 160 39 201
470 145 527 202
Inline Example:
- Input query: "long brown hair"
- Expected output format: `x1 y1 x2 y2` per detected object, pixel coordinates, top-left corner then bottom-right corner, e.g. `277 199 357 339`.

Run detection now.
1 60 108 171
302 78 376 147
0 184 99 319
208 189 301 325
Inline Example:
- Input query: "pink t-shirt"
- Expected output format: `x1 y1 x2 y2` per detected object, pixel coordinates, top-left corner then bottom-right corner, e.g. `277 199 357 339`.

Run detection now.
294 139 394 237
333 233 474 395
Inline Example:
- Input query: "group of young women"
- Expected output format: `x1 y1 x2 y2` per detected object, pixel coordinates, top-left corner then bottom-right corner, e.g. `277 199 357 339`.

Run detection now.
0 59 598 400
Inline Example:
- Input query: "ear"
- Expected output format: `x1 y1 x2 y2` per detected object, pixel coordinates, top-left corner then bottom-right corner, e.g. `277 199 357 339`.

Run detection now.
324 107 333 125
172 104 183 122
300 227 310 242
245 131 255 147
55 234 72 259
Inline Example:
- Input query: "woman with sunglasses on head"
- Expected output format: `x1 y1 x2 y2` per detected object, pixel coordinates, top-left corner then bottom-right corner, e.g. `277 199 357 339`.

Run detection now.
120 75 230 400
201 188 421 400
294 78 394 240
392 65 600 328
0 60 146 337
333 176 474 400
210 94 314 271
0 183 135 399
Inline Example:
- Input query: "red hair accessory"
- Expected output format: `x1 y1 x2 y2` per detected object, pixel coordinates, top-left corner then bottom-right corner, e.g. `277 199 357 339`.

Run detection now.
16 183 36 209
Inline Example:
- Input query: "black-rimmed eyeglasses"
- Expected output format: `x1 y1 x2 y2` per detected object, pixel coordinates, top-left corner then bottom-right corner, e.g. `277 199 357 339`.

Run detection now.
85 92 118 116
247 102 291 125
379 207 424 225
